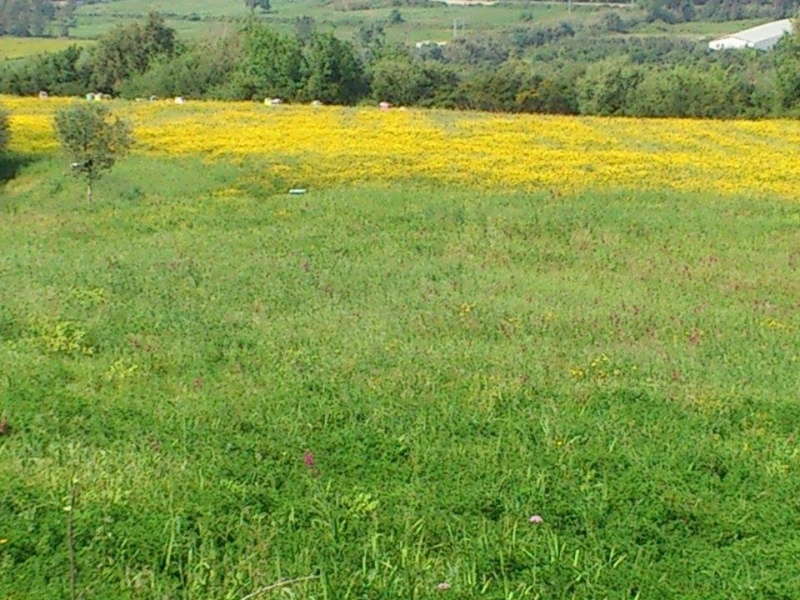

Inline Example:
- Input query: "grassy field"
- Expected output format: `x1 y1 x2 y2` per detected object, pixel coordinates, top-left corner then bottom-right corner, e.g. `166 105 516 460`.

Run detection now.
67 0 592 42
2 99 800 598
1 0 600 55
0 0 763 58
0 37 93 61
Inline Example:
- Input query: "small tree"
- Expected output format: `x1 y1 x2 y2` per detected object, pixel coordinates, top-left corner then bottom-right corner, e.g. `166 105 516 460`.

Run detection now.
302 33 367 105
245 0 270 14
387 9 404 25
54 103 132 204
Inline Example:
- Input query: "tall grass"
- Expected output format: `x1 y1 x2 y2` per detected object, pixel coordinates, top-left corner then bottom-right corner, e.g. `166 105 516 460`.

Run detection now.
1 156 799 598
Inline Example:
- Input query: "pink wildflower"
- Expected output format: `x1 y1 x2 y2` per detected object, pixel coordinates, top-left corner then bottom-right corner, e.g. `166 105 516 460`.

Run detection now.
303 451 318 475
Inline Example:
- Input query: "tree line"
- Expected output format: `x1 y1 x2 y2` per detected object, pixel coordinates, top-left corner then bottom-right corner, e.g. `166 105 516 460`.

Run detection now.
3 12 800 118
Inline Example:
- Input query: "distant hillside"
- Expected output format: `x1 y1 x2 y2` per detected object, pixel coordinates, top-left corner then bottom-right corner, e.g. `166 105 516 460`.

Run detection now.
2 0 798 41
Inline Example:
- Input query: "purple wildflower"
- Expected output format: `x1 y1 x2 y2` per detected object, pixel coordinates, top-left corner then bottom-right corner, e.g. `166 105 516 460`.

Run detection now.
303 451 318 475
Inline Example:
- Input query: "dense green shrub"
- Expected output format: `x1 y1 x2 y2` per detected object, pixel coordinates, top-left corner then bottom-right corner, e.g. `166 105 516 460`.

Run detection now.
0 45 90 97
576 58 643 116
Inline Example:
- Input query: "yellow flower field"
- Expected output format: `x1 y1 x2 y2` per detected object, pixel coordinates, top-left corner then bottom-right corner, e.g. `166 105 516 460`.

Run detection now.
4 95 800 198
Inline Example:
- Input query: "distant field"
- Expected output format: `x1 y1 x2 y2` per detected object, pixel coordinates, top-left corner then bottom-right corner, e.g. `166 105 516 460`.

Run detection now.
68 0 603 40
0 0 759 51
0 37 93 60
67 15 227 40
2 96 800 598
66 0 756 39
632 16 769 37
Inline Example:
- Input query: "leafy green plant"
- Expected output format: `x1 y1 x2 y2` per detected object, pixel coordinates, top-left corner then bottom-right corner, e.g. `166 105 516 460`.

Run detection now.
54 102 132 204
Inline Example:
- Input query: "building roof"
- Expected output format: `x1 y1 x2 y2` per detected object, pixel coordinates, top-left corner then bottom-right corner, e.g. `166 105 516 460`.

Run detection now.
713 19 793 45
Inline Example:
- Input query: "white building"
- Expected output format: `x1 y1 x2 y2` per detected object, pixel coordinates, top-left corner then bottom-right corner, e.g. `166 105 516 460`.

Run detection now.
708 19 793 51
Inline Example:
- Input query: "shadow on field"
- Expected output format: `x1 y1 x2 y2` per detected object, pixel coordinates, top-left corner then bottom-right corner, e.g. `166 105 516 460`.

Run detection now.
0 153 35 185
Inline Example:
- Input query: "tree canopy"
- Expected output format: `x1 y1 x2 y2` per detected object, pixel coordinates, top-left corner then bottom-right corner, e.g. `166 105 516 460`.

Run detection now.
0 10 793 119
89 12 177 94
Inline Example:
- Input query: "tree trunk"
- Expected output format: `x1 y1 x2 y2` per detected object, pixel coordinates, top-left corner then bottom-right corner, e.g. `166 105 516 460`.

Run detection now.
86 180 93 204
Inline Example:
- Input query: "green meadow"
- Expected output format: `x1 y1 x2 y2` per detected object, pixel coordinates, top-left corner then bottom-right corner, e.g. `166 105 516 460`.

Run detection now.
0 0 650 51
66 0 585 41
1 154 800 599
0 38 94 61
